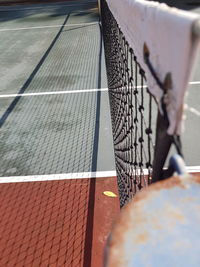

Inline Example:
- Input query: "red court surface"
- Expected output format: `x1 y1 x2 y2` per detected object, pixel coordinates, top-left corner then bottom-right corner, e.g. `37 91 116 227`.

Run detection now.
0 177 120 266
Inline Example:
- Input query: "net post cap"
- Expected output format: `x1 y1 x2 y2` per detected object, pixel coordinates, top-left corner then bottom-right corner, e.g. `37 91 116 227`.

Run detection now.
105 175 200 267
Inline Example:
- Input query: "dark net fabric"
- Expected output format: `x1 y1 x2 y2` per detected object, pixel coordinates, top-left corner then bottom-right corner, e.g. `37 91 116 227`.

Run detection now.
101 0 155 207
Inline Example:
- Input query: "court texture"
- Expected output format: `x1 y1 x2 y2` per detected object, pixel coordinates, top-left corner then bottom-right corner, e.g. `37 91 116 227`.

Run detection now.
0 0 199 266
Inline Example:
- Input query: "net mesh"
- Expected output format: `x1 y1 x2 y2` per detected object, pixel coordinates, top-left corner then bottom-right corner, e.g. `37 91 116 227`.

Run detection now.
101 0 157 207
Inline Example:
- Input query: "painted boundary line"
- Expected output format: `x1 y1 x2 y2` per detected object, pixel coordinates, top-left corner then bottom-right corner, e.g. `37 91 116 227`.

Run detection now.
0 167 199 183
186 166 200 173
0 88 108 98
0 81 199 98
0 22 98 32
185 104 200 117
0 170 117 183
138 81 200 88
189 81 200 85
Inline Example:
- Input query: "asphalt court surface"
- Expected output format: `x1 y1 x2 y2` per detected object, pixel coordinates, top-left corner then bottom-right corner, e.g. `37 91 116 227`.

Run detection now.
0 7 102 95
0 0 200 178
0 23 102 95
0 0 115 177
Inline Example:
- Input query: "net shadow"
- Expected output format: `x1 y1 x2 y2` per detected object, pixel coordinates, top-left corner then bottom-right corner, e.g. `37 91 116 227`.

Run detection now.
101 0 156 207
0 13 70 128
0 179 92 266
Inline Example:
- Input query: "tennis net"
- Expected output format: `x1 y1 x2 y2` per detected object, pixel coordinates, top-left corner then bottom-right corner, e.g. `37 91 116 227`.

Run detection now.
100 0 200 207
101 0 154 207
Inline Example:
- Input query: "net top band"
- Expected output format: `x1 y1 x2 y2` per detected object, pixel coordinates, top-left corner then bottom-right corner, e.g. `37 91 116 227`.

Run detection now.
105 0 200 135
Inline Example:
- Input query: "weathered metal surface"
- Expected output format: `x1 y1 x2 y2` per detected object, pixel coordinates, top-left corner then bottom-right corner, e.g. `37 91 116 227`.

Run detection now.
105 175 200 267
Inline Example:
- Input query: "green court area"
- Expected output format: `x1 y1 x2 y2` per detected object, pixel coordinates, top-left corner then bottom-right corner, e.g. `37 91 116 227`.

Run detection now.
0 0 115 177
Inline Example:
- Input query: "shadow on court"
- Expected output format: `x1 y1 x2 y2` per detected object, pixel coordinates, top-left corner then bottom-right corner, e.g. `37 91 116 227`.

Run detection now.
0 14 70 127
0 0 116 177
0 1 97 23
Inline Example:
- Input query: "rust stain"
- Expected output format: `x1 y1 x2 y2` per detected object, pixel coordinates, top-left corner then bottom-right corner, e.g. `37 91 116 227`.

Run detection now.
151 217 163 230
182 196 195 203
108 222 126 249
131 174 200 210
105 234 124 267
135 232 149 245
174 240 192 250
105 174 200 266
170 210 186 223
193 175 200 184
110 174 196 226
150 176 187 190
132 175 192 206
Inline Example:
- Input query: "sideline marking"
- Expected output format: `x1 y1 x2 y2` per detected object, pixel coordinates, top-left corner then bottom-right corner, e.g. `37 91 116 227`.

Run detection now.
0 167 199 184
186 166 200 172
0 88 108 98
189 81 200 85
0 171 117 183
137 81 200 88
0 22 98 32
0 81 199 99
185 104 200 117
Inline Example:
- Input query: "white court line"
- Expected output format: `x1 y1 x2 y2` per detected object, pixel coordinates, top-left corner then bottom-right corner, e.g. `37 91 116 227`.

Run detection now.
188 107 200 117
0 88 108 98
0 81 199 99
186 166 200 173
0 22 98 32
126 81 200 88
0 170 117 184
0 167 200 184
189 81 200 85
141 81 200 87
185 104 200 117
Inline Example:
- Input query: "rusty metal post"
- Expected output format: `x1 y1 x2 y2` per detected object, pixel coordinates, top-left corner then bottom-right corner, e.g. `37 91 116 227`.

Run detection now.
105 174 200 267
